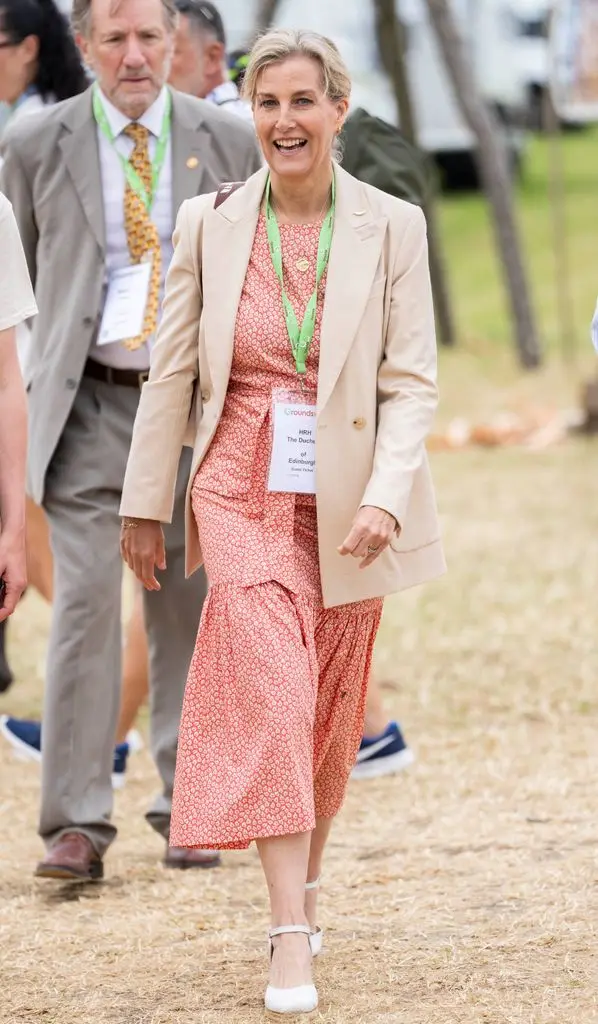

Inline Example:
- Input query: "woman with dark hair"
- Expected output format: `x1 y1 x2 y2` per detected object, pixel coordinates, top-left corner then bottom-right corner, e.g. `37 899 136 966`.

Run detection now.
0 0 88 111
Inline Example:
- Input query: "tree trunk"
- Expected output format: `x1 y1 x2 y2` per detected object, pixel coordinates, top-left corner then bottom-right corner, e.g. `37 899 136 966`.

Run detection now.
373 0 457 348
424 0 542 368
254 0 282 35
374 0 417 141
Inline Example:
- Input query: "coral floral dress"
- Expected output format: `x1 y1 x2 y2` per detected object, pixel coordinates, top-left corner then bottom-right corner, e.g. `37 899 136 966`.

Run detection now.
170 211 383 851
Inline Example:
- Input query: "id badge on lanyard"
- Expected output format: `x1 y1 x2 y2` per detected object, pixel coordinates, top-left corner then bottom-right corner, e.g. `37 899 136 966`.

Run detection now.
267 388 317 495
98 260 152 345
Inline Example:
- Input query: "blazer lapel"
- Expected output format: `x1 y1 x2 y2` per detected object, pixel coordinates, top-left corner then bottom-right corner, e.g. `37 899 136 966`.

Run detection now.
198 163 386 410
201 168 268 403
317 166 388 414
171 90 230 214
59 90 105 253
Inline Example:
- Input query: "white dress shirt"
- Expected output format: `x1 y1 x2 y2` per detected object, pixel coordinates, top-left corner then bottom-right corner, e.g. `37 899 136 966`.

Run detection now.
89 86 174 371
206 81 254 124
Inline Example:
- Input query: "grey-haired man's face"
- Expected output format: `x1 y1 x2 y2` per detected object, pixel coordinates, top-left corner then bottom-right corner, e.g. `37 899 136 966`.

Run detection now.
77 0 175 118
169 14 224 98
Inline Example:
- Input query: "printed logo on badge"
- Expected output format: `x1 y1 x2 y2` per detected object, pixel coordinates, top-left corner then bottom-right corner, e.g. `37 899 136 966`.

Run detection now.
268 389 317 495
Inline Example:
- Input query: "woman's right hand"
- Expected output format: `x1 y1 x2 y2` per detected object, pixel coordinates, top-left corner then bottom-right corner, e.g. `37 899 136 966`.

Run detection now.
120 518 166 591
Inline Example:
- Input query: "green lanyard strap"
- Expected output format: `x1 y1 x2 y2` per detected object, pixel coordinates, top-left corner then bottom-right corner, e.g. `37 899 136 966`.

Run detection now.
92 84 172 212
265 172 335 377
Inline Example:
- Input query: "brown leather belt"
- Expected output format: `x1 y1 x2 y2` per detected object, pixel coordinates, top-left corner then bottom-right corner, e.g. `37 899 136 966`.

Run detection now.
83 358 149 390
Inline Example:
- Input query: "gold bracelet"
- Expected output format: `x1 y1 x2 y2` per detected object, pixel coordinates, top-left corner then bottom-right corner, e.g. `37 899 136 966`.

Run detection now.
121 519 141 530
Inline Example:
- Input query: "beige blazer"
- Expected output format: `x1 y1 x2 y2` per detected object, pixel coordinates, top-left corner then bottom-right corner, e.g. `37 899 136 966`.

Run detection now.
120 164 446 608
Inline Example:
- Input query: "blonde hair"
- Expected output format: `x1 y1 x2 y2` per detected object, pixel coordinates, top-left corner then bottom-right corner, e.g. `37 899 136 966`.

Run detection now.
242 28 352 107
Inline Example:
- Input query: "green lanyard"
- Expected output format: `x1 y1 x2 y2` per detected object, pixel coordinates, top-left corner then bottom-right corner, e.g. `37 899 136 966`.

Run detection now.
92 84 172 212
265 173 335 377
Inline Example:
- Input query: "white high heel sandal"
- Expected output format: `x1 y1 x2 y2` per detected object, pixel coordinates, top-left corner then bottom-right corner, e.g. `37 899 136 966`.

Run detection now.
305 877 323 957
265 924 319 1015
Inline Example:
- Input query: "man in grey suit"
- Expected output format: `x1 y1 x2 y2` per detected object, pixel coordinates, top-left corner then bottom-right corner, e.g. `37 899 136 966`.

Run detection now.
0 0 262 880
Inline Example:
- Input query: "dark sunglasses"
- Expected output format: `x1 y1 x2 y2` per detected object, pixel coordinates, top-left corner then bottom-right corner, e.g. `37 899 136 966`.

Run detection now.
175 1 225 44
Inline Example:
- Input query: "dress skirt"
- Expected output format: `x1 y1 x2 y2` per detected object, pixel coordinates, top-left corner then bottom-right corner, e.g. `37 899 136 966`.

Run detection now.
169 213 383 851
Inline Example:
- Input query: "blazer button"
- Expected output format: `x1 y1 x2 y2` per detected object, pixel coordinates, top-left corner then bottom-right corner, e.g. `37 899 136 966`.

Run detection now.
201 389 211 403
82 316 94 327
66 378 77 390
352 417 366 430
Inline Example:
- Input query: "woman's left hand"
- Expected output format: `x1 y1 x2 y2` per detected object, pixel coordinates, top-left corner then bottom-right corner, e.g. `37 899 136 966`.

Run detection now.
338 506 398 569
120 518 166 591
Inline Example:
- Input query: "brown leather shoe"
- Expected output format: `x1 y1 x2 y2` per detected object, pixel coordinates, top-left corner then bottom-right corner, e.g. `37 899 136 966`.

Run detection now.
164 845 221 870
35 832 103 881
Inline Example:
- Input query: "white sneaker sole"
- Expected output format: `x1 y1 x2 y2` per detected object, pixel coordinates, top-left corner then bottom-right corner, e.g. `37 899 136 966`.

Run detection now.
0 715 42 763
351 746 415 780
111 772 126 791
1 714 126 790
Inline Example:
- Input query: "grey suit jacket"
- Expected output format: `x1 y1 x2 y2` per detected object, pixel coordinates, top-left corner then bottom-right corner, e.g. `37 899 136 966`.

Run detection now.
0 86 262 504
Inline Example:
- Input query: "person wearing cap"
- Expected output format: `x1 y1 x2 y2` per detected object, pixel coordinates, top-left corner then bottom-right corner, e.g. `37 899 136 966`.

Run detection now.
170 0 253 121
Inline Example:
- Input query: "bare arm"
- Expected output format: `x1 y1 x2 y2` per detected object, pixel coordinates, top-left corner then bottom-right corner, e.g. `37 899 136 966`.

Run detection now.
0 327 28 618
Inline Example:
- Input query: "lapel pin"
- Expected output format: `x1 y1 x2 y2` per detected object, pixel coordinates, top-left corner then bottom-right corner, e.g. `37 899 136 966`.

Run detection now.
186 156 199 169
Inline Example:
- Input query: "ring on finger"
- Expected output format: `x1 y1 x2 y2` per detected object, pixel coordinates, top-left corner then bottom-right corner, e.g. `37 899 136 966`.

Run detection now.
367 544 380 555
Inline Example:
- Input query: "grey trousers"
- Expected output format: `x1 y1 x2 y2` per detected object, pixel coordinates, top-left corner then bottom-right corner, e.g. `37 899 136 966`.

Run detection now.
40 377 207 856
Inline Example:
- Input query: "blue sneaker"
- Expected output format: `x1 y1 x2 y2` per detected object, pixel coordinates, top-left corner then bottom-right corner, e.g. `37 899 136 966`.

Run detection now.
351 721 414 780
0 715 41 762
1 714 130 790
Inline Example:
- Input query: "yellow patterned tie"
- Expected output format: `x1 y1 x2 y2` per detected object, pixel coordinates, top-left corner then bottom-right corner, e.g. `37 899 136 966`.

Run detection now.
122 123 161 351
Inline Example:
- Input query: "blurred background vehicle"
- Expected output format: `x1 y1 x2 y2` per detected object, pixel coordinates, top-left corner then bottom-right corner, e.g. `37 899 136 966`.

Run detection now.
222 0 528 188
508 0 553 130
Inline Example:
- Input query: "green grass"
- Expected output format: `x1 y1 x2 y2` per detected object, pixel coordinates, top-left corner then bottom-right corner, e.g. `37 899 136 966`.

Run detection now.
438 128 598 356
435 127 598 416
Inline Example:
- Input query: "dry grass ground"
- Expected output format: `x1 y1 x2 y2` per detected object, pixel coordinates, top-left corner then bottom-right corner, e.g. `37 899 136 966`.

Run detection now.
2 436 597 1024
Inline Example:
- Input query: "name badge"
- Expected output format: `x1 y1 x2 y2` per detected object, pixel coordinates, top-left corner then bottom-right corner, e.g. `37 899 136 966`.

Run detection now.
267 389 317 495
98 262 152 346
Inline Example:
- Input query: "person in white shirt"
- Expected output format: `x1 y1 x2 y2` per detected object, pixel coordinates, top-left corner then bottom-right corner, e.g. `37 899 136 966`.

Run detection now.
0 193 36 621
0 0 261 884
0 0 88 690
169 0 253 122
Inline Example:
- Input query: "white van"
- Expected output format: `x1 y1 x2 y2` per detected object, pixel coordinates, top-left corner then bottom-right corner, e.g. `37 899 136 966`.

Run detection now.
221 0 527 186
505 0 553 128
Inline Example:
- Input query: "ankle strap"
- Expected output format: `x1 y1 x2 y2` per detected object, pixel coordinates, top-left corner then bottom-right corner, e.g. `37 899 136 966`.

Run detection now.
305 877 321 891
269 925 312 939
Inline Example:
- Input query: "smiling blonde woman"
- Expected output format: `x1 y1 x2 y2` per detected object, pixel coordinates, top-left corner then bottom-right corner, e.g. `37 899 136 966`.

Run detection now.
120 29 445 1015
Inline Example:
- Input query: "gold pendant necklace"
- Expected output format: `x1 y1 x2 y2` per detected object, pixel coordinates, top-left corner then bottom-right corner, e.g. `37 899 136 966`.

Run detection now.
289 188 332 272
